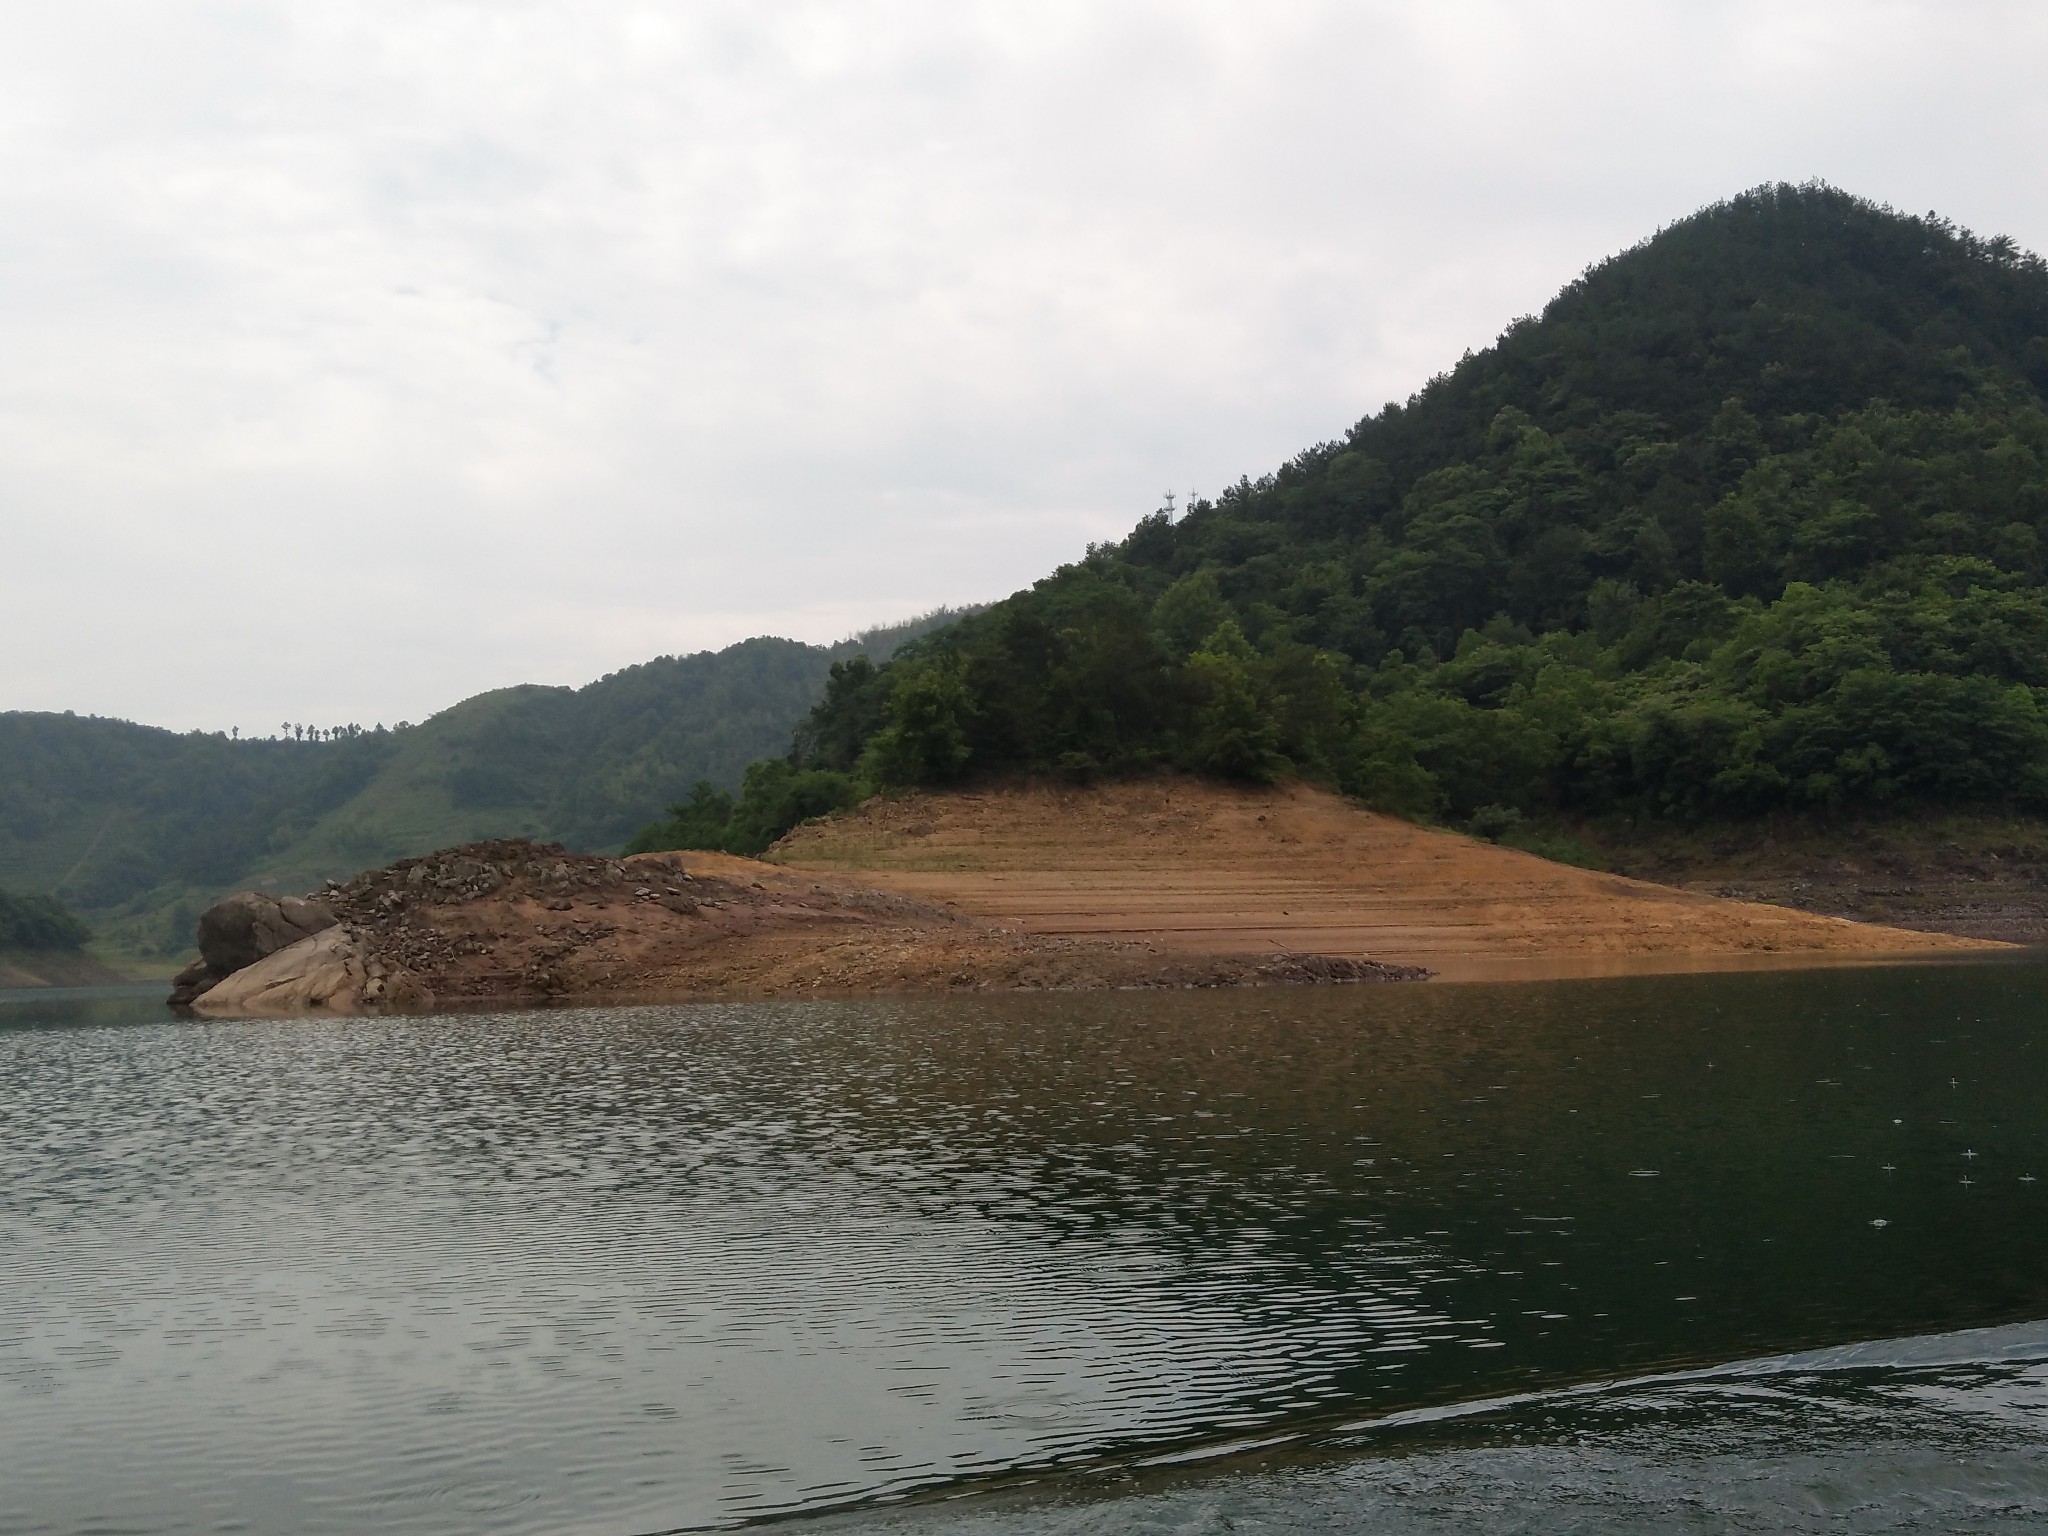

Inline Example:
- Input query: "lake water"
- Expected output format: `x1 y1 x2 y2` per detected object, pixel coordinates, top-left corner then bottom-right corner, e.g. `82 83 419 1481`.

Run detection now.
2 965 2045 1534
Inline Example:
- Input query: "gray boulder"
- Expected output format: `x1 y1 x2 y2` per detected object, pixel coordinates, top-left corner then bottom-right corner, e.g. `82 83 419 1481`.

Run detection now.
199 892 336 972
168 892 338 1006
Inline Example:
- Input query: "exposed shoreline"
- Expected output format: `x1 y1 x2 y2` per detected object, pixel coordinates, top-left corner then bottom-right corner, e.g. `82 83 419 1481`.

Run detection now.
172 779 2005 1015
0 948 145 990
772 778 2005 986
178 840 1429 1016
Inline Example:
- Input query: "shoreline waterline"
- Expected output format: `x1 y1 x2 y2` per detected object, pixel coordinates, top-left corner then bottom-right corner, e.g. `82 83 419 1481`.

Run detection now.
14 941 2038 1018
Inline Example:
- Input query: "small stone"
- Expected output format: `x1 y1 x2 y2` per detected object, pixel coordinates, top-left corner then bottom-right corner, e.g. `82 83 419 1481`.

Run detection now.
166 956 223 1008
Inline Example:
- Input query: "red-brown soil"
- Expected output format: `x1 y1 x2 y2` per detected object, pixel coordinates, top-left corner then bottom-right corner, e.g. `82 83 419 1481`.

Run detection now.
224 837 1421 1012
186 780 2010 1014
771 778 2007 982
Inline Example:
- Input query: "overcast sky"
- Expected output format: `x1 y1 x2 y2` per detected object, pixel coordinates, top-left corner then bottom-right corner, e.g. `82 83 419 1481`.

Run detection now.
4 1 2045 734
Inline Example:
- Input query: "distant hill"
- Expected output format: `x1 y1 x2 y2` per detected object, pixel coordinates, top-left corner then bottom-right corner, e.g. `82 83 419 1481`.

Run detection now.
0 610 970 963
727 184 2048 855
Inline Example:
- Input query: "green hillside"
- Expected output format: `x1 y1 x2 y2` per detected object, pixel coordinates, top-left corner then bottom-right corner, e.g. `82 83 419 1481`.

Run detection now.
0 612 966 963
661 184 2048 858
0 888 90 951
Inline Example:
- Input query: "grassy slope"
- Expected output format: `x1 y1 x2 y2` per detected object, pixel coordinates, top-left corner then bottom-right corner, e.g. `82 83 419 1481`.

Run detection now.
243 688 570 888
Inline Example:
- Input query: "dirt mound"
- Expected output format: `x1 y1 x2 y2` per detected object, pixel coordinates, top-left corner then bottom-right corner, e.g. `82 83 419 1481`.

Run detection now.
182 836 1427 1014
772 778 2006 982
181 776 1997 1015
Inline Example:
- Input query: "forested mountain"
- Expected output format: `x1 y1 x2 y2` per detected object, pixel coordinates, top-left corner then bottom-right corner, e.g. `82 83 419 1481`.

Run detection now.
0 612 966 961
650 185 2048 856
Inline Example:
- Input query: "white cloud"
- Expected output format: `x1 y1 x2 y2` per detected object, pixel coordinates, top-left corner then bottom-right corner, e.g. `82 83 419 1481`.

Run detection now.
3 0 2045 731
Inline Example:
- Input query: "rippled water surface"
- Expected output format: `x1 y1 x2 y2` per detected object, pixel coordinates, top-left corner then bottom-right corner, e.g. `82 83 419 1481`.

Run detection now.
2 965 2046 1533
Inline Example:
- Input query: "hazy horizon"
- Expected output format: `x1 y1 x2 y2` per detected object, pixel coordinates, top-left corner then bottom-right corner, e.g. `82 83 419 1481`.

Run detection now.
7 1 2047 737
20 601 977 738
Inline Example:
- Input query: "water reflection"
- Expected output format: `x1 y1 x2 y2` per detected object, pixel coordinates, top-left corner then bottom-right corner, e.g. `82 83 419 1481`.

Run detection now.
0 966 2044 1533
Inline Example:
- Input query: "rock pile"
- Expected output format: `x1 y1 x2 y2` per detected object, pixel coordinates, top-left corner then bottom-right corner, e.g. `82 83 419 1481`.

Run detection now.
327 840 643 916
170 839 726 1014
318 840 708 988
1230 954 1432 985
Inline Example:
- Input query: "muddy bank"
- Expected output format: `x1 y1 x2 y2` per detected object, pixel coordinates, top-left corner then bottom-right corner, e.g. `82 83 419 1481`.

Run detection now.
1592 815 2048 945
0 949 140 989
772 778 2006 982
176 780 2010 1014
177 839 1425 1015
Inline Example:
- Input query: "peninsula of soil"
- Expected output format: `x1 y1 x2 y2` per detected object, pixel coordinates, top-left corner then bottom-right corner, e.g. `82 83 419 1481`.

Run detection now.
170 780 1999 1015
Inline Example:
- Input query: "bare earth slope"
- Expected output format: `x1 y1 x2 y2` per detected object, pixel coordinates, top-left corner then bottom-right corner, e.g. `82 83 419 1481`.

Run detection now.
772 778 2006 981
183 782 2008 1014
0 949 137 989
1589 815 2048 945
183 839 1419 1014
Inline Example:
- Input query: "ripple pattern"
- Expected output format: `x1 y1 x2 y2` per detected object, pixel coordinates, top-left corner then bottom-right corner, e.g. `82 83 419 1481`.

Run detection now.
2 967 2046 1533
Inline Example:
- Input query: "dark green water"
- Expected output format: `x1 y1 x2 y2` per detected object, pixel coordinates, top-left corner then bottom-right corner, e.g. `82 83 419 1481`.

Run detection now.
1 964 2044 1533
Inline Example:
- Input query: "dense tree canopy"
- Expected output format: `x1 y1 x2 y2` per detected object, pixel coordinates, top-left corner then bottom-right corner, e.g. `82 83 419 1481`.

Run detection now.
0 889 90 951
638 185 2048 853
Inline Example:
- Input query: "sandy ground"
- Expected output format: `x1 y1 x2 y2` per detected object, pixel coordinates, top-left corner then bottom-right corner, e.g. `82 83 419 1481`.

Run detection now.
772 778 2009 982
181 782 2014 1014
187 839 1421 1013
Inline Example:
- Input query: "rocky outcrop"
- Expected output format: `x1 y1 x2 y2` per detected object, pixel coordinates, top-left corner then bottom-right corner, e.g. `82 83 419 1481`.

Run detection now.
199 892 337 972
185 925 432 1016
168 891 338 1007
168 889 430 1014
